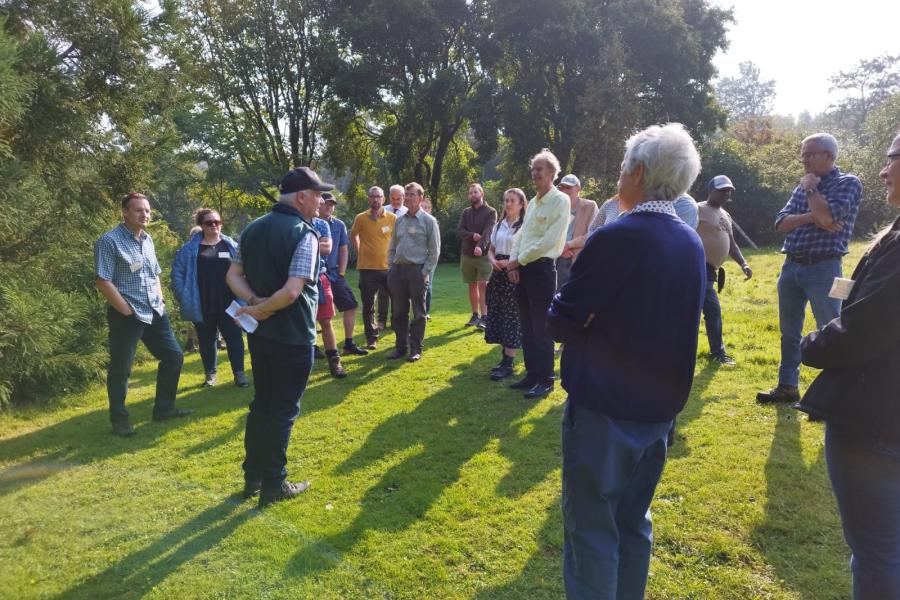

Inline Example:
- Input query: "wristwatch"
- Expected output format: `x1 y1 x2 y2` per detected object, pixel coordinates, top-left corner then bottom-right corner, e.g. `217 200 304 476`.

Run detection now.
805 187 817 196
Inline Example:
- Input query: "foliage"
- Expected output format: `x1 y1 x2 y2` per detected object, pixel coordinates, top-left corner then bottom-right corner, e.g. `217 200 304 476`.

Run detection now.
715 61 777 122
826 54 900 139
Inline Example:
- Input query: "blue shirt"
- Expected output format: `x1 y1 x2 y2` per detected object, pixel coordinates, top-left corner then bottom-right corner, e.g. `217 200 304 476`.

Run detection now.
325 216 349 277
776 166 862 257
313 217 331 274
94 224 164 324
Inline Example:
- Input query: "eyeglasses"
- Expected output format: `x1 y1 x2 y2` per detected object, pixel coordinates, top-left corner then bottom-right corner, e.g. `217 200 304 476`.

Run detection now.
202 220 221 226
800 151 825 160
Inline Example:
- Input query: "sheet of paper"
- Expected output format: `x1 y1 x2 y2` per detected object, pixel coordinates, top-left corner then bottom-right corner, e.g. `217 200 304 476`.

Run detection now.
829 277 854 300
226 300 258 333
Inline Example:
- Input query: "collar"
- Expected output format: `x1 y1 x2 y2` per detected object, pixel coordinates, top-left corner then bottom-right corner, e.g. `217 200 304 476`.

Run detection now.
118 223 147 241
630 200 677 217
821 166 840 183
272 202 303 219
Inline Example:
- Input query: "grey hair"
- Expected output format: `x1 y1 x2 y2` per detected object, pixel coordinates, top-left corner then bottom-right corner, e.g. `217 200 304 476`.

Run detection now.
389 184 404 197
278 192 298 204
621 123 701 201
802 132 839 160
530 148 561 179
368 185 384 196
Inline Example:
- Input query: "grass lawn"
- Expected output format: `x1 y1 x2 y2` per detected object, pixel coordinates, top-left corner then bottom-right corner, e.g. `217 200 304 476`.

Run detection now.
0 244 867 599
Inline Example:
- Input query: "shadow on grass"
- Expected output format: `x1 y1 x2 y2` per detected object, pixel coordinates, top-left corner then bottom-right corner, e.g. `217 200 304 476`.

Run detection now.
750 405 848 599
283 364 540 580
666 361 720 459
53 497 252 600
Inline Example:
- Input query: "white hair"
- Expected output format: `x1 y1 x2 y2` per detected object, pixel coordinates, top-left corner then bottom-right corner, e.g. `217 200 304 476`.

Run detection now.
802 132 839 160
529 148 561 179
621 123 701 201
389 184 404 197
278 192 297 204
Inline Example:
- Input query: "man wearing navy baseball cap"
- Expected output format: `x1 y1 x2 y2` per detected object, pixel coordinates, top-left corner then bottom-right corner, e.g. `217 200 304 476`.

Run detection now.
696 175 752 366
226 166 332 507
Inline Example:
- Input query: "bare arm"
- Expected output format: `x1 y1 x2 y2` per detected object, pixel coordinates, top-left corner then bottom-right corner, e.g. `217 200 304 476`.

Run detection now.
727 235 752 279
95 278 133 315
319 236 333 256
338 244 349 276
351 233 360 254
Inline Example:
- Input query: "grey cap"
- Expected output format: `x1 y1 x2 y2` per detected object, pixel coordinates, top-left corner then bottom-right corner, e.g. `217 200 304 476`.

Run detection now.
559 174 581 187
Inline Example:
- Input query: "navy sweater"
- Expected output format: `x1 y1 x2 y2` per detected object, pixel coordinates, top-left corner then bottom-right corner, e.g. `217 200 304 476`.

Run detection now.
548 211 706 422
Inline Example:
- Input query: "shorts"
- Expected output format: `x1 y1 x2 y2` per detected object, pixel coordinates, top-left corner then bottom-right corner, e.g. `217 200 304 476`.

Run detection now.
316 273 335 320
460 253 492 284
328 273 359 312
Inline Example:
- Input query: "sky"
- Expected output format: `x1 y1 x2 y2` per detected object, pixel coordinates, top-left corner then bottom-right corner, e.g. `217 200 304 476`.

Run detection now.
710 0 897 118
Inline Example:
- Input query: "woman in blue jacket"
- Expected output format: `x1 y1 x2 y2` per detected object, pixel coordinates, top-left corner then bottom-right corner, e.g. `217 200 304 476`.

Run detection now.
172 209 247 387
797 131 900 599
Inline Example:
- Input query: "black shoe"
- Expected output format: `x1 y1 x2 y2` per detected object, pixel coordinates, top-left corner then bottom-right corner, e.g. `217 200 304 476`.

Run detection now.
756 384 800 404
343 342 369 356
524 381 554 400
242 480 262 498
710 353 736 366
258 480 310 508
407 353 421 363
314 345 326 359
509 375 537 390
234 371 250 387
152 408 193 422
465 313 480 327
387 348 407 360
111 420 136 437
490 364 514 381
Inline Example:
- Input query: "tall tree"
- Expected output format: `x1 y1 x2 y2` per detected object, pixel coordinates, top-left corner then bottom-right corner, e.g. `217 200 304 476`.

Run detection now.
827 54 900 138
715 61 777 121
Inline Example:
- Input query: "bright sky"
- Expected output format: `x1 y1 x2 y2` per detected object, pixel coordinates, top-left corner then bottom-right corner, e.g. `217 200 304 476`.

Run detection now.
711 0 897 118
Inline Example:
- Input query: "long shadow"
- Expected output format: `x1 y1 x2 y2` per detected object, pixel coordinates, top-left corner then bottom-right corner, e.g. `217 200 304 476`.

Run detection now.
54 497 252 599
283 365 538 579
666 360 719 459
749 405 848 599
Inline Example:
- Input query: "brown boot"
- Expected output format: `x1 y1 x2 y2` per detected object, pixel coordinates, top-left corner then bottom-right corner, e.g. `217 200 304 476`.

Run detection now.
328 354 347 378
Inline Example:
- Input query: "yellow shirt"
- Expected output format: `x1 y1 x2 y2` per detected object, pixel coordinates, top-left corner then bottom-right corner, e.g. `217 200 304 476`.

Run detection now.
350 209 397 270
511 187 570 265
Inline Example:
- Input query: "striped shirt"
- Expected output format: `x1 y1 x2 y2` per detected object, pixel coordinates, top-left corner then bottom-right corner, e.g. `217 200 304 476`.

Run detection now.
94 224 164 324
776 166 862 257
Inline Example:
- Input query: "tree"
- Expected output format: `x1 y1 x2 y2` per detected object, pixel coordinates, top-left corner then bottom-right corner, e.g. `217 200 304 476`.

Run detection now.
715 61 776 121
827 54 900 139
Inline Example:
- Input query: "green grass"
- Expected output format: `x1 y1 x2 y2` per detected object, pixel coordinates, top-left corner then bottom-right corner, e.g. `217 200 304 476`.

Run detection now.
0 246 866 599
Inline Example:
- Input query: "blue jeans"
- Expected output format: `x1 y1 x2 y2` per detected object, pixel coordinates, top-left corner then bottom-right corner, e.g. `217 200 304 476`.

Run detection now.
516 258 557 384
777 258 842 386
702 265 725 357
194 313 245 375
826 424 900 600
243 335 314 490
106 307 184 423
562 399 672 599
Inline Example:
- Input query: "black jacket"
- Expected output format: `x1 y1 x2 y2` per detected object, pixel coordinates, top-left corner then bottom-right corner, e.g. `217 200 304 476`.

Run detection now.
796 216 900 443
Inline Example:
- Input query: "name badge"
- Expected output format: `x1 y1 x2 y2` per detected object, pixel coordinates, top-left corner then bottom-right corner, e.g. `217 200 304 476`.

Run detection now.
218 252 231 259
129 260 143 273
407 226 418 234
381 225 390 234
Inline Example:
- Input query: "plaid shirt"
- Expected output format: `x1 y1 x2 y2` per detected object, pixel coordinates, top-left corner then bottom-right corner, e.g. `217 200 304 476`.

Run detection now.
94 224 164 324
776 166 862 257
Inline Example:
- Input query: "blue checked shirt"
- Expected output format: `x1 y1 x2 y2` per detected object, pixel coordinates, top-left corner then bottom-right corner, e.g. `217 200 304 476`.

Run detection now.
94 224 164 324
776 166 862 257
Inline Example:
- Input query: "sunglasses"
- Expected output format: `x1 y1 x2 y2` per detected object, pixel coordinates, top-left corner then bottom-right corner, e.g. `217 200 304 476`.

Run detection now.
202 220 221 226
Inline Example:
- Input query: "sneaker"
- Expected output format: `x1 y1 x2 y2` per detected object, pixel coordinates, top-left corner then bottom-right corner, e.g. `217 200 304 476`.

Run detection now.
111 419 136 437
377 320 387 332
756 384 800 404
475 317 487 331
387 348 407 360
328 355 347 378
465 313 480 327
425 314 432 321
314 345 326 359
343 342 369 356
234 371 250 387
203 371 217 387
710 353 736 366
258 480 310 508
509 375 538 390
366 338 378 350
152 408 193 422
490 364 514 381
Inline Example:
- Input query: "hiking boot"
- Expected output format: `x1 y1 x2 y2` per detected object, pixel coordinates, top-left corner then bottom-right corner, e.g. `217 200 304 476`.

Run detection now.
710 353 736 367
328 355 347 378
343 341 369 356
314 345 326 359
112 419 136 437
234 371 250 387
203 371 217 387
152 408 193 422
756 384 800 404
242 480 262 498
258 480 310 508
465 313 480 327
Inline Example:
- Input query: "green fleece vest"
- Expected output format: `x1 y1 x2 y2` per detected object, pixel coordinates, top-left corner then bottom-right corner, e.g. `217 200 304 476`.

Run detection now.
239 203 318 345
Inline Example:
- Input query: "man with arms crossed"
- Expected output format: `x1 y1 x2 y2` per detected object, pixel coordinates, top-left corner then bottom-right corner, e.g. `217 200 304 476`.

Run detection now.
227 166 330 508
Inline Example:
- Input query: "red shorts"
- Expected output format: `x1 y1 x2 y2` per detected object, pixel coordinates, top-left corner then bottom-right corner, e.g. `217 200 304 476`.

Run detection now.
316 273 335 320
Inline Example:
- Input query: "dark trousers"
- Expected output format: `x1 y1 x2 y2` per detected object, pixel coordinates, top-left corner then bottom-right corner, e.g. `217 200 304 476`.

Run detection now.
387 263 428 354
702 264 725 357
106 307 184 423
359 269 390 342
516 258 557 383
243 335 313 490
194 313 245 375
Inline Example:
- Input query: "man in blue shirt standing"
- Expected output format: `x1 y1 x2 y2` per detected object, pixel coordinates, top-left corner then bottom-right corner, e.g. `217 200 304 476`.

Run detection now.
757 132 862 404
94 192 190 437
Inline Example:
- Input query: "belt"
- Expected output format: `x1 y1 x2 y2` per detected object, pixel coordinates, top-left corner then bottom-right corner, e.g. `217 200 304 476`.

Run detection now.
496 254 510 260
786 253 840 265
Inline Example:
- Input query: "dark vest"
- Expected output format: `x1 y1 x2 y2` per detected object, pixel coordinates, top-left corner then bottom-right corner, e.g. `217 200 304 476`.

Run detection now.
239 203 318 345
